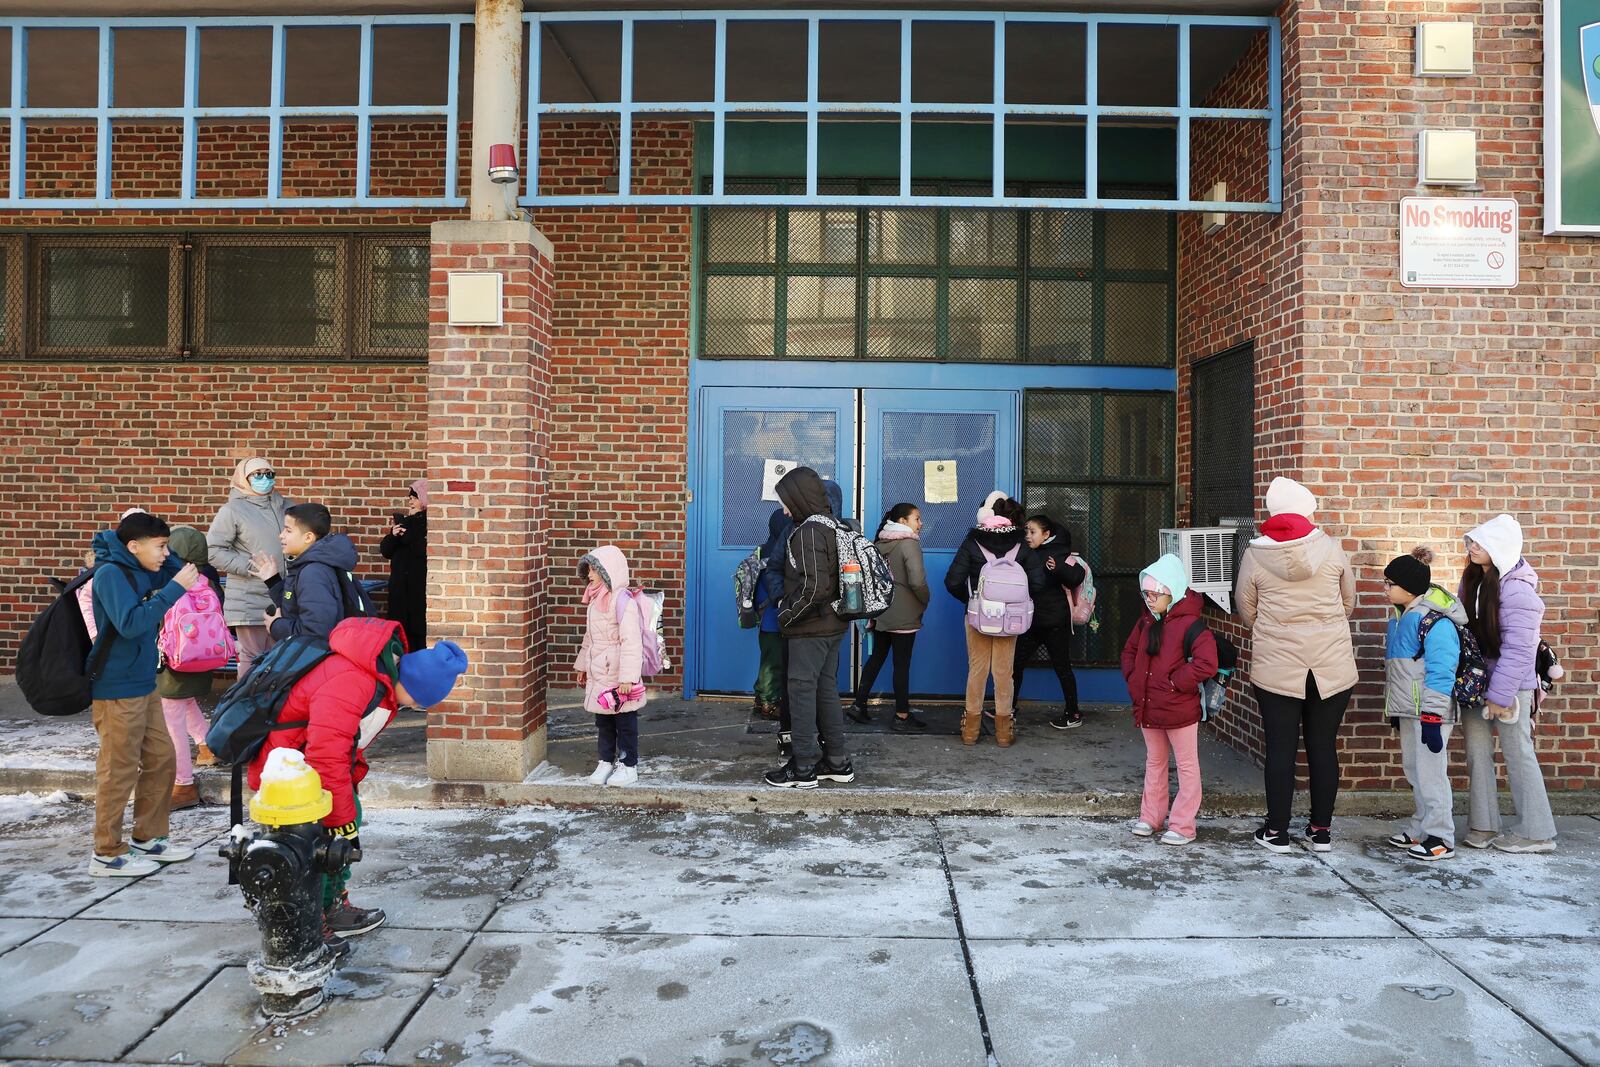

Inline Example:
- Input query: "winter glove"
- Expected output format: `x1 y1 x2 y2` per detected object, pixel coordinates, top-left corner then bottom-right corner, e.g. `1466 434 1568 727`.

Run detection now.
1419 713 1444 753
331 820 361 853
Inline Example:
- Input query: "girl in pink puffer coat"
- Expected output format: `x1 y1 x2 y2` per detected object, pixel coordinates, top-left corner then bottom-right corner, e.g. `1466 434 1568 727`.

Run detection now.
575 545 647 787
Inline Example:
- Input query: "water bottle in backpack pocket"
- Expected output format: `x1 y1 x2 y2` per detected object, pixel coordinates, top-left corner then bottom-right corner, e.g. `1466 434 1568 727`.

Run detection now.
966 545 1034 637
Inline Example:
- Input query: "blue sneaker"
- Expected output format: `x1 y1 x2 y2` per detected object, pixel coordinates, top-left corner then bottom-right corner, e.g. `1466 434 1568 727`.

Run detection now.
90 852 160 878
129 837 194 864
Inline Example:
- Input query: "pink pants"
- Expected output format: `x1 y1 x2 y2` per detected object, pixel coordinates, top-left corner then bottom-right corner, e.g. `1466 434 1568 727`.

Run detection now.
1140 724 1202 839
161 698 209 786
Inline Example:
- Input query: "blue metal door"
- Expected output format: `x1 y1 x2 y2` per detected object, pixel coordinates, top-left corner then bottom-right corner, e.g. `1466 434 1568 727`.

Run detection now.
693 388 856 694
861 390 1018 697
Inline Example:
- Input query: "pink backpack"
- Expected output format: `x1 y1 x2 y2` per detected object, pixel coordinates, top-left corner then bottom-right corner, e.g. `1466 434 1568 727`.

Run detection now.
159 580 236 673
1065 553 1098 628
615 588 670 678
966 545 1035 637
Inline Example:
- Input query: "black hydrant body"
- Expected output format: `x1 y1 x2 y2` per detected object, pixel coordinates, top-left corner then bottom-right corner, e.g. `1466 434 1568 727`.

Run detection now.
221 752 360 1018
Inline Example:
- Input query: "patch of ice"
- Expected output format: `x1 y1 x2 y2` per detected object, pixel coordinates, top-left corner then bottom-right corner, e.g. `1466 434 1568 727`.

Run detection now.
0 790 73 824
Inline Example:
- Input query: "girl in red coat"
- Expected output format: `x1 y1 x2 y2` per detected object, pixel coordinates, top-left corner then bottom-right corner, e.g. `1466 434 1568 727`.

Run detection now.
1121 553 1219 845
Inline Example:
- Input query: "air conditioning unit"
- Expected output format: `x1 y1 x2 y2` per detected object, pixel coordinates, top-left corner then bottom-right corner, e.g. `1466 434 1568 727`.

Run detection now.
1159 526 1241 612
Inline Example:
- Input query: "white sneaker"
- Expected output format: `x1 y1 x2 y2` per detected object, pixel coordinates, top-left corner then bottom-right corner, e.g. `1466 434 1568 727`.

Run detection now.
1160 830 1195 846
1130 820 1155 837
587 761 614 786
90 852 161 878
606 764 638 787
129 837 193 864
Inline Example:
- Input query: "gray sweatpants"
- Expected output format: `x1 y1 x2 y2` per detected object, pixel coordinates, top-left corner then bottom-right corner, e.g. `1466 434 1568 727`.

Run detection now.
786 633 848 765
1462 690 1557 842
1398 718 1455 846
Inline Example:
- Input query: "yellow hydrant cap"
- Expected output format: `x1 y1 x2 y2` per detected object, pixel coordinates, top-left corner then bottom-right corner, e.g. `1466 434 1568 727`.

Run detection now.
249 749 333 827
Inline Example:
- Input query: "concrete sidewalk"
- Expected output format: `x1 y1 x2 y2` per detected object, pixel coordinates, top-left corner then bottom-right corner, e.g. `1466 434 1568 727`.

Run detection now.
4 678 1595 819
1 797 1597 1066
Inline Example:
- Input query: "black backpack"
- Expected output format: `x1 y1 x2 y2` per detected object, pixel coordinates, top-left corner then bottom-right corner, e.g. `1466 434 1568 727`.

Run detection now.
1183 620 1239 723
307 562 374 620
16 567 140 717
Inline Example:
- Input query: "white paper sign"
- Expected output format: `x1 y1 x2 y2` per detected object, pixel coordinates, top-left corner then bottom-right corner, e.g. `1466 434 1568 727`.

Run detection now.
761 459 798 502
1400 197 1518 288
924 460 958 504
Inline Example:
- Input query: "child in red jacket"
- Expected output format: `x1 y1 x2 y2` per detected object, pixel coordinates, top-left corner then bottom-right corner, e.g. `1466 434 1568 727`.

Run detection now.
246 617 467 944
1121 553 1219 846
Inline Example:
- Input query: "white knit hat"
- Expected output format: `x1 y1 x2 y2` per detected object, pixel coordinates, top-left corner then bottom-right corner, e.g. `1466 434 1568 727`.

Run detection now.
1265 477 1317 519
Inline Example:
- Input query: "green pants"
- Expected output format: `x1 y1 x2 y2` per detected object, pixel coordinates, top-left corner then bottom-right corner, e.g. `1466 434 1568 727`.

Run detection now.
755 632 786 705
321 794 362 911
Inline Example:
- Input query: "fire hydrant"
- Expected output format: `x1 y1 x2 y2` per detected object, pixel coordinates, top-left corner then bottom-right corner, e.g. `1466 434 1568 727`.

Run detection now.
219 750 361 1018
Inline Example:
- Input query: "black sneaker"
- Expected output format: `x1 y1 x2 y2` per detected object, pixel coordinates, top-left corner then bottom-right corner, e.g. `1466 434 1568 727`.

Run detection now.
764 759 818 789
1254 826 1293 854
812 757 856 784
1050 709 1084 730
890 713 929 734
845 704 873 725
321 920 354 962
777 731 793 760
326 892 386 937
1300 827 1332 854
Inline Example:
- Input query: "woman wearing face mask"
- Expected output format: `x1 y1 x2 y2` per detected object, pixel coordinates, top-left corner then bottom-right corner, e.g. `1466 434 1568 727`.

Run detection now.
206 457 291 678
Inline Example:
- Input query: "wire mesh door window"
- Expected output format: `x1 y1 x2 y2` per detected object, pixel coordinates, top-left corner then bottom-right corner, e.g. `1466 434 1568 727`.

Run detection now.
1023 389 1174 665
878 411 996 552
720 409 840 548
699 179 1174 365
1191 343 1255 527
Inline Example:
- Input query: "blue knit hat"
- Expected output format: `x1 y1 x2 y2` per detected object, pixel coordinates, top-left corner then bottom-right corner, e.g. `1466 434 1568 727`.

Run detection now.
398 641 469 708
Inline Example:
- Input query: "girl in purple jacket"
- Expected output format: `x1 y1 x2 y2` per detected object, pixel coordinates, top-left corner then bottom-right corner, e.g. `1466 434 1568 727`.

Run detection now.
1459 515 1556 854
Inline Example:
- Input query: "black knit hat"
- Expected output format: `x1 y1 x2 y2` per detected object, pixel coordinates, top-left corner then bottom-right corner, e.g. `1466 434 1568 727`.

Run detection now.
1384 549 1432 597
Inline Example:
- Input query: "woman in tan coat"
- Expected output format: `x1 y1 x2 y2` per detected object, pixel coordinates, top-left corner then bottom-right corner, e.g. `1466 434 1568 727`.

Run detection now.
1236 477 1358 854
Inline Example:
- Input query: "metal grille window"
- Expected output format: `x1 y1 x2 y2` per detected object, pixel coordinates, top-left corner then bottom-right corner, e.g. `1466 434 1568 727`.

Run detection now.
31 237 184 358
699 179 1174 364
196 238 347 357
10 233 427 361
1191 342 1255 526
1023 389 1174 665
0 237 22 357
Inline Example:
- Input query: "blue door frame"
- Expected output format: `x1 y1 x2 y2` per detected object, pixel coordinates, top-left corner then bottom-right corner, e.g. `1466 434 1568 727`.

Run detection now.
685 360 1173 703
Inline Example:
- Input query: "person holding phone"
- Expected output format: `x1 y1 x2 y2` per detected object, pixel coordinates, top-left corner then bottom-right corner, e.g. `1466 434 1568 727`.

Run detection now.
380 479 429 652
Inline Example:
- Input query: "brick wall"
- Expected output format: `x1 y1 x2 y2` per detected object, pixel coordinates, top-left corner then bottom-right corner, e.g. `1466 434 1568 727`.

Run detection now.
1182 0 1599 792
532 121 694 691
0 119 695 697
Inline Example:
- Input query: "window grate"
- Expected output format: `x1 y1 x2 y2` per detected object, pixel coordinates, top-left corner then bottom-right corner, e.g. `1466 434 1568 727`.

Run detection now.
1024 388 1174 666
8 232 428 362
1191 342 1255 527
699 178 1175 366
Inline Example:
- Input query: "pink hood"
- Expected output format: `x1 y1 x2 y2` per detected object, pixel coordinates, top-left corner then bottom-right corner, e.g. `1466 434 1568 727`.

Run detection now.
580 545 631 605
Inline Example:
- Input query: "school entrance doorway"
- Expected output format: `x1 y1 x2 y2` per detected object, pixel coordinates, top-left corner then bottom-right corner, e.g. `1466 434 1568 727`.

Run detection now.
693 386 1016 699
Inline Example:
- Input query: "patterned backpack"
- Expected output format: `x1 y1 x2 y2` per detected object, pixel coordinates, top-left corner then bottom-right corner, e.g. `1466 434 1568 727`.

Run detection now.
1415 611 1489 711
732 550 765 629
1065 553 1098 629
159 578 236 673
792 514 894 621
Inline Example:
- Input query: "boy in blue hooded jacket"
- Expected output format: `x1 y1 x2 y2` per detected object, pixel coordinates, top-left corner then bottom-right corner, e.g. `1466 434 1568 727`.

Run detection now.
86 511 202 877
1381 547 1465 862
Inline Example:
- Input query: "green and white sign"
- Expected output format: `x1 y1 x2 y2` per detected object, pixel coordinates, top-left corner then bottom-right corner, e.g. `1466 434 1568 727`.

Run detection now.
1545 0 1600 233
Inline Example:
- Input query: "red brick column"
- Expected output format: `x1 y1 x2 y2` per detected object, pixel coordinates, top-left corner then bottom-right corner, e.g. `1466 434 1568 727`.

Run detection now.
425 220 554 782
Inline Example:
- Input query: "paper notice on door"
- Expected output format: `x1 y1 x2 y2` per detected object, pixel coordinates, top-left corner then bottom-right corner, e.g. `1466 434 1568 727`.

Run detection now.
762 459 798 502
924 460 958 503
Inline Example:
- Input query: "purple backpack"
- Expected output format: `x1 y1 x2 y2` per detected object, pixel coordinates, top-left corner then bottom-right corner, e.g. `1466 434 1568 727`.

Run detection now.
615 588 670 677
966 545 1035 636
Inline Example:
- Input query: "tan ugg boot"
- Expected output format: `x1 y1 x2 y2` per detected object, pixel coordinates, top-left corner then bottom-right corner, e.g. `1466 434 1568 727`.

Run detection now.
960 710 982 746
170 782 202 811
995 714 1015 748
193 743 218 768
